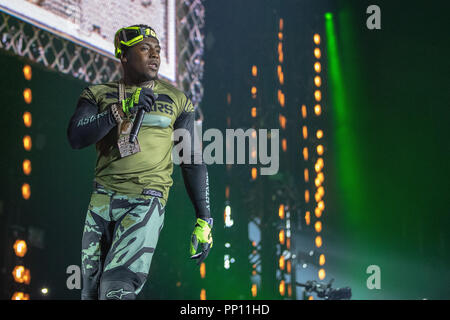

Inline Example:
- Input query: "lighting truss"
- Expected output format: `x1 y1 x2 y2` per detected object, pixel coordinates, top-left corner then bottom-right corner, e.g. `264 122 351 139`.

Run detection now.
0 0 206 107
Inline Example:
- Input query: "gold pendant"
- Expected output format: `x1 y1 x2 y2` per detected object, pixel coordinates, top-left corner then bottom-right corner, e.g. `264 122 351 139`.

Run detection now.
116 119 141 158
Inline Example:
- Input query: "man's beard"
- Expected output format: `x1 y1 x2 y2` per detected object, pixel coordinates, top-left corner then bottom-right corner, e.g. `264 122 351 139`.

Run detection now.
137 70 158 82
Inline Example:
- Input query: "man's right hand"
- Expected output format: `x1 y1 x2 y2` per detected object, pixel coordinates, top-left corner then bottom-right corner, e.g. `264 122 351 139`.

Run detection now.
122 87 157 116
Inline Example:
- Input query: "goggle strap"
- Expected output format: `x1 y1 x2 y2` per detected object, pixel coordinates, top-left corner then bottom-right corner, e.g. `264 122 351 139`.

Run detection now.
120 35 144 47
121 29 130 42
114 27 158 57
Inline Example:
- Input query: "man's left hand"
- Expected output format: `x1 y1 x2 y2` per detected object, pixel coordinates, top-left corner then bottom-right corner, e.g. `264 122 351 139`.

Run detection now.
190 218 213 265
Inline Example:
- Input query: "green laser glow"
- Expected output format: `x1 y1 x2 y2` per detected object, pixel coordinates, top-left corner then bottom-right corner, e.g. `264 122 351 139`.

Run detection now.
325 11 364 227
325 13 347 125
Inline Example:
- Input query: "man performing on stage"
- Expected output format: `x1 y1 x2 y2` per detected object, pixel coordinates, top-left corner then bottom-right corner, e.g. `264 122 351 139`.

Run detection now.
67 25 212 300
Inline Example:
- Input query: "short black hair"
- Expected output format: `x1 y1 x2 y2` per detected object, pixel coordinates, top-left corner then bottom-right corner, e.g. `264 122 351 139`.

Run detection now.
130 24 153 29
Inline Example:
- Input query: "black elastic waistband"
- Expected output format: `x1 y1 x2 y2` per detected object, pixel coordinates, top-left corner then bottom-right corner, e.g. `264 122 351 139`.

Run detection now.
93 181 163 198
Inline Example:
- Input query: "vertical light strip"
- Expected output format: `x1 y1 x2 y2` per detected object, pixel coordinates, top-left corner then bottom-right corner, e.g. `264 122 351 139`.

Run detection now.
313 33 326 281
277 17 292 298
15 65 33 300
278 18 286 156
22 65 32 201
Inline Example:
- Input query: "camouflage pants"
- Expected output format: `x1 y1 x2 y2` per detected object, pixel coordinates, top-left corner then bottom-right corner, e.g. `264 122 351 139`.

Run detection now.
81 183 165 300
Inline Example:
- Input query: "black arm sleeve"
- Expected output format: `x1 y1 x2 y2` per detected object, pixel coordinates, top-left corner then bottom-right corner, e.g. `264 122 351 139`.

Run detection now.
67 97 117 149
174 109 211 219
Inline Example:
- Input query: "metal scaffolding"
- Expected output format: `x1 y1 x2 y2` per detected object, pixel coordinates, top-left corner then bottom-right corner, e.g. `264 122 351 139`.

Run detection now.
0 0 206 107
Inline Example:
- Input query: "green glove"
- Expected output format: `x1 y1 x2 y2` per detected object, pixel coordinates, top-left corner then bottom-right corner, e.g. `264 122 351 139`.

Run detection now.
121 87 157 116
190 218 213 265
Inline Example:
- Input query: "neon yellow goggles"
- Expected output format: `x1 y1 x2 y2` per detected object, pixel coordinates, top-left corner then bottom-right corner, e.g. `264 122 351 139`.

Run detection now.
114 26 158 58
